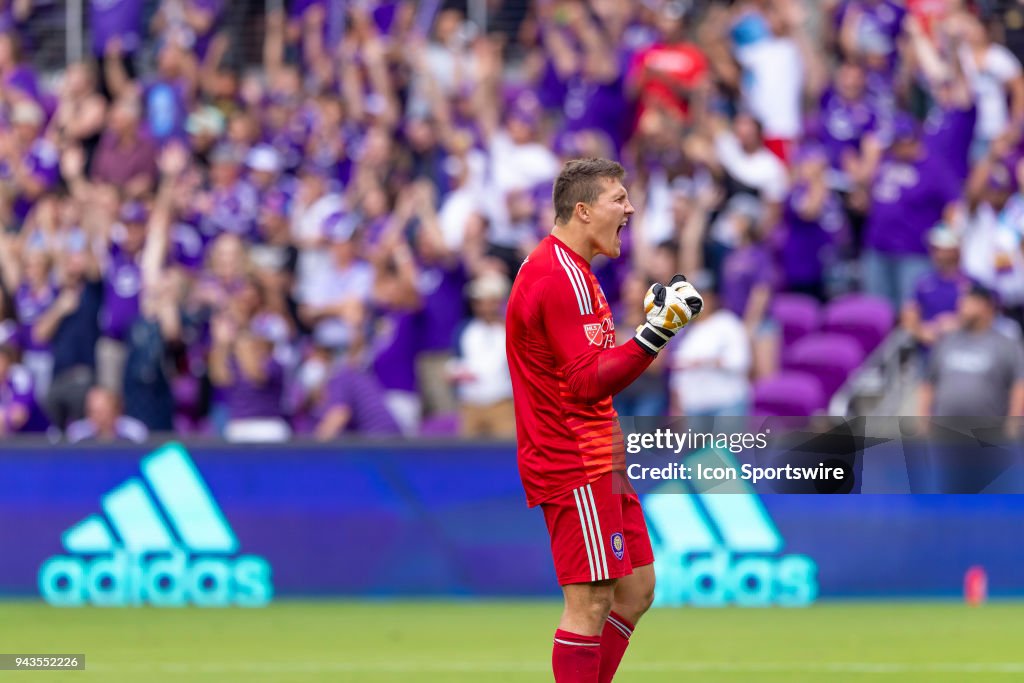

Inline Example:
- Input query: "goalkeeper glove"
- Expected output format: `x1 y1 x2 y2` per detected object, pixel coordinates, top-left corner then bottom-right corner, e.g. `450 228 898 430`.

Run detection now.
634 274 704 355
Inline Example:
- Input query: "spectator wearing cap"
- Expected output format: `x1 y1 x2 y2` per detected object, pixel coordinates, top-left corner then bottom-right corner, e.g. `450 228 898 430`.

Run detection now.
90 95 159 197
0 343 49 434
185 105 226 168
246 144 286 200
670 270 752 421
449 272 514 438
780 143 849 301
1 99 60 227
250 189 299 326
902 224 969 348
297 209 372 352
200 143 260 242
961 152 1024 328
93 199 148 395
66 386 149 443
919 280 1024 420
859 112 961 309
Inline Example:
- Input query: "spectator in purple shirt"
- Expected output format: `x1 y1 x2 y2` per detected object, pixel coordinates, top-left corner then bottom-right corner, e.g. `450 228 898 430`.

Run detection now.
835 0 906 80
311 323 402 442
781 144 849 300
209 311 290 443
860 113 961 309
90 0 143 53
151 0 225 64
1 100 60 226
65 386 149 443
0 235 56 399
0 343 49 434
719 215 779 379
902 224 967 348
200 143 260 242
813 60 878 183
94 200 148 394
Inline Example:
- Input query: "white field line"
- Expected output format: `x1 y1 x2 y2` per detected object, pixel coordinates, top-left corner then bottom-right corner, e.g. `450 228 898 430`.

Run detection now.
81 661 1024 675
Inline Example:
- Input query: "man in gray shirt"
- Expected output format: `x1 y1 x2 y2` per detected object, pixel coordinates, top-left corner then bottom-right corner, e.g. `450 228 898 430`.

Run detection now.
920 280 1024 418
915 281 1024 493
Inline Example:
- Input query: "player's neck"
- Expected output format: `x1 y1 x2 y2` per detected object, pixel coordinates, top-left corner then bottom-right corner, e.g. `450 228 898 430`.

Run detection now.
550 225 594 264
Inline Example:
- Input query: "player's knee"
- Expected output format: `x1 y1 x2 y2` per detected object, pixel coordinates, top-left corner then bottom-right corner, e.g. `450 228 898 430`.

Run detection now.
565 584 614 628
635 584 655 616
615 571 655 622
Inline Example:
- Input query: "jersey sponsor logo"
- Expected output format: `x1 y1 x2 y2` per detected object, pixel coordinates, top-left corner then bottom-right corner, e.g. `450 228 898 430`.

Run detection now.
38 443 273 607
610 532 625 560
644 449 818 607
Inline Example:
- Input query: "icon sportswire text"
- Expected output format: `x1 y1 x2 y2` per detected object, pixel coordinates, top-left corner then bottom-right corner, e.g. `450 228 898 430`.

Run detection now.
39 443 273 607
644 449 818 607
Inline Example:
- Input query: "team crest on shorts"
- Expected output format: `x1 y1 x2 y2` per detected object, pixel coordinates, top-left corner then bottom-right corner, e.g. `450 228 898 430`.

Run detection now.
610 532 624 560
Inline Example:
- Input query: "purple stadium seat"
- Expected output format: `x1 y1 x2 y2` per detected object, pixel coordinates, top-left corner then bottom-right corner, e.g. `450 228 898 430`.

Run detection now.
782 332 865 397
771 293 822 347
822 294 895 354
419 413 460 437
753 371 826 420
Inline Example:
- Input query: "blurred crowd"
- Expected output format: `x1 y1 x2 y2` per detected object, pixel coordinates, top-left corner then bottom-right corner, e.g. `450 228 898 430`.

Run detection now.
1 0 1023 443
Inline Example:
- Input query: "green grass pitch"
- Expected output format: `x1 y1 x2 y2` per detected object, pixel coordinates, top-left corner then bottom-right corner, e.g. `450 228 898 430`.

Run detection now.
2 600 1022 682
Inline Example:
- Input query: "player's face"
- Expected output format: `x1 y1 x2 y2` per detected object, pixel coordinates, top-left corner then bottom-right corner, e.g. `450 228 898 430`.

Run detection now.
587 178 635 259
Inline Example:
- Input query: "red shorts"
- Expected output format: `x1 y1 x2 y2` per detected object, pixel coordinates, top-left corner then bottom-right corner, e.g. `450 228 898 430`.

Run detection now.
541 472 654 586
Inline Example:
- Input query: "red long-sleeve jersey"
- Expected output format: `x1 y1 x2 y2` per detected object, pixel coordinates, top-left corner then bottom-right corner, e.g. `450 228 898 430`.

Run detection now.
506 235 654 507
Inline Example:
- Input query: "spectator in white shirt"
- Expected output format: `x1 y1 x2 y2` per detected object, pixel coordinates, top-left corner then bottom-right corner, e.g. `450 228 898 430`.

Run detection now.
449 272 514 438
956 12 1024 156
670 272 752 422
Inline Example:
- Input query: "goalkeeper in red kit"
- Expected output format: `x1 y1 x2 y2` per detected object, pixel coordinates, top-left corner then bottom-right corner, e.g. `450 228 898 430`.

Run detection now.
506 158 703 682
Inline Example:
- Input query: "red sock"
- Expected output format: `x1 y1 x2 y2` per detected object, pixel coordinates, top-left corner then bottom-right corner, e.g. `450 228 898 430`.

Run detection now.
598 611 634 683
552 629 601 682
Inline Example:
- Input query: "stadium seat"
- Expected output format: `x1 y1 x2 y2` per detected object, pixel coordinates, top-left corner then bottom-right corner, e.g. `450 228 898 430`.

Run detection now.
822 294 895 354
782 332 865 398
752 371 827 422
771 293 822 347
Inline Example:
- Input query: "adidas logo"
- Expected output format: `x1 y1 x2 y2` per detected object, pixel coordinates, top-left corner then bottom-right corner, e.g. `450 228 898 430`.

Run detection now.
39 443 273 607
643 448 818 607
